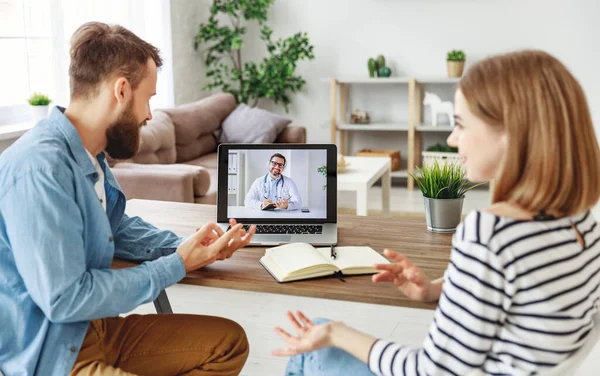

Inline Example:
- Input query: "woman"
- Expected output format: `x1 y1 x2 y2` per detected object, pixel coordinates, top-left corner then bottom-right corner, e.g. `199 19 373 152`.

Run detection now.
273 50 600 375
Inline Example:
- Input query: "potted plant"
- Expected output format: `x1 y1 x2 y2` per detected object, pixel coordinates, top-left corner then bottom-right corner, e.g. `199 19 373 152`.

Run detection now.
27 92 52 122
410 160 484 233
447 49 466 78
422 143 461 168
194 0 315 112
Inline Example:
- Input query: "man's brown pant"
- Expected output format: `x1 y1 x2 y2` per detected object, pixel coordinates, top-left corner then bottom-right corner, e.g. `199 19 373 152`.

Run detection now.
70 314 249 376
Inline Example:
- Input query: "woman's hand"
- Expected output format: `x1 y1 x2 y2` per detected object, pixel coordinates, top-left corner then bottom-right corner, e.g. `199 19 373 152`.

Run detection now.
373 249 440 302
273 311 378 363
272 311 335 356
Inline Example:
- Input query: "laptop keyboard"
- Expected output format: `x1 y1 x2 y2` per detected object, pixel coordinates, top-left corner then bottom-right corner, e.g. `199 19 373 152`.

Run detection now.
229 224 323 234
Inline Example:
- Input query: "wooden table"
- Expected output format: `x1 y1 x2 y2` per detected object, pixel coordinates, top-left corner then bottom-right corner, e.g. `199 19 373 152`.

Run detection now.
114 199 453 310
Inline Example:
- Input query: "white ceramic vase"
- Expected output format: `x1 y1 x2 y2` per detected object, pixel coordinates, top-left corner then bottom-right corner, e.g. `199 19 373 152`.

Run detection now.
29 105 49 122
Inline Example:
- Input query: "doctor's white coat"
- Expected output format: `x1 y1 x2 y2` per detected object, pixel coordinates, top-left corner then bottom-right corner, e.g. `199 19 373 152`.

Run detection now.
244 175 302 210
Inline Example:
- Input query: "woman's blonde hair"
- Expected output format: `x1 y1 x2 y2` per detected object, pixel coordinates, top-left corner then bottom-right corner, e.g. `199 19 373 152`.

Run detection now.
459 50 600 217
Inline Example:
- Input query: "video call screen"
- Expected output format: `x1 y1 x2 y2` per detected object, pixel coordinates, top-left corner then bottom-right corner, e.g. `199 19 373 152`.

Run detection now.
226 149 328 219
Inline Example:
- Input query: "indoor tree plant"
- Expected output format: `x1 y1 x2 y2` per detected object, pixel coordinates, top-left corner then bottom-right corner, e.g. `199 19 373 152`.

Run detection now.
194 0 315 112
447 49 466 78
410 160 484 233
27 92 52 122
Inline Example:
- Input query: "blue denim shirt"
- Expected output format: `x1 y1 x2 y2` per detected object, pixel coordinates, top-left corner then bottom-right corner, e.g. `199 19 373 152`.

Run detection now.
0 107 186 376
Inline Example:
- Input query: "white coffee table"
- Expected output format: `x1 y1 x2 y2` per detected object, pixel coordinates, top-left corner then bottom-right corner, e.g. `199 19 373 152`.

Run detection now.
337 156 391 216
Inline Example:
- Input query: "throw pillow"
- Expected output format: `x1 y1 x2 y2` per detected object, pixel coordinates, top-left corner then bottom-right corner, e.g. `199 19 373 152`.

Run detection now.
219 104 292 144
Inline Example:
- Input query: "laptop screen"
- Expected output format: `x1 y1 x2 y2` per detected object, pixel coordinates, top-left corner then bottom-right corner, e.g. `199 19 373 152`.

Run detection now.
217 144 337 224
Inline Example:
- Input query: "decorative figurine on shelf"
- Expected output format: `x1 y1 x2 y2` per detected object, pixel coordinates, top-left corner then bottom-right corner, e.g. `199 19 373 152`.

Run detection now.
350 108 370 124
423 92 454 127
366 54 392 78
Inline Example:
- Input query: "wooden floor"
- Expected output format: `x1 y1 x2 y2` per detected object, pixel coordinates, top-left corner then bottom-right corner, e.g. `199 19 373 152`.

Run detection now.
124 187 600 375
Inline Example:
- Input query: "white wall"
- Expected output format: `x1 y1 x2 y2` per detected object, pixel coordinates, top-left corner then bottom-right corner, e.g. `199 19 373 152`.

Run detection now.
307 150 328 210
175 0 600 149
169 0 213 105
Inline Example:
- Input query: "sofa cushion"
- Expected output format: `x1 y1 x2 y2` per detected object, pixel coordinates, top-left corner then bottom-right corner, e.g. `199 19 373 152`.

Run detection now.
219 104 292 144
164 93 237 163
105 110 176 166
131 110 177 165
184 152 218 170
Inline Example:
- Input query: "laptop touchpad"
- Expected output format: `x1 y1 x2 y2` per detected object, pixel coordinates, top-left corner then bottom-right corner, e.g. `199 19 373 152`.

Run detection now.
254 235 292 243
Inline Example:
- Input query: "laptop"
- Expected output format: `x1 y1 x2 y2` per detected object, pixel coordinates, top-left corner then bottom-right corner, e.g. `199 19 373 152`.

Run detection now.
216 143 338 246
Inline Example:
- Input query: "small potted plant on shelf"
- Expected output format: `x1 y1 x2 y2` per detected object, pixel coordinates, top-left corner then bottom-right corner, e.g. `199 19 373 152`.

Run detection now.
446 49 466 78
410 160 484 233
27 92 52 122
367 54 391 78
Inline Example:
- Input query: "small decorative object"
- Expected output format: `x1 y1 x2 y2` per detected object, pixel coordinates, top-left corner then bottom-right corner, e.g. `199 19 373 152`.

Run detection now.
367 54 392 78
336 153 350 173
447 49 466 78
423 92 454 127
350 108 370 124
376 55 386 71
378 66 391 77
409 161 485 233
355 149 401 171
27 92 52 122
368 58 377 78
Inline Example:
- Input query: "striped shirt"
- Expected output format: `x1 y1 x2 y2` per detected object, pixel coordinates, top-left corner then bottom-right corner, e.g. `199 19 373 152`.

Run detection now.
369 210 600 375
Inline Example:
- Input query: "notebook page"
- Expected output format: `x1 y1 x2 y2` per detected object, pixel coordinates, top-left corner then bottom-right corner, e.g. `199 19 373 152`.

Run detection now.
266 243 333 275
315 246 390 271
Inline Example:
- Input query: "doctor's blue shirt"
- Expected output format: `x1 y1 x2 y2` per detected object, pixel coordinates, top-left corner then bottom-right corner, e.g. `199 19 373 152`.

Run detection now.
0 107 186 375
266 175 281 202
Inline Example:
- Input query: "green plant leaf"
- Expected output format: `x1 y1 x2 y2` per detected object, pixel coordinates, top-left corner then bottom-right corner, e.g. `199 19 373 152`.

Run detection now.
27 92 51 106
194 0 314 111
447 49 466 62
408 160 484 199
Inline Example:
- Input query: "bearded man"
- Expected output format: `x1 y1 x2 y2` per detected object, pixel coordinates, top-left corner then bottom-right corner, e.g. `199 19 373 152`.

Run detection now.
0 22 255 376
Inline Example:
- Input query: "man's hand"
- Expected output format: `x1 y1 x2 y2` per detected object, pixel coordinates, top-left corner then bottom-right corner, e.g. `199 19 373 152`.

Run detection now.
262 199 274 209
275 198 289 209
176 220 256 272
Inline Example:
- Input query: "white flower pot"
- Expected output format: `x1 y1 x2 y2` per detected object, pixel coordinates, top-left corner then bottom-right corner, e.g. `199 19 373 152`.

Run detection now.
29 105 50 122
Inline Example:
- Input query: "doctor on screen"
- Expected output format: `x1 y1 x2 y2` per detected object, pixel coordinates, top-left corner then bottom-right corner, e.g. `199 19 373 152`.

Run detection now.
244 153 302 210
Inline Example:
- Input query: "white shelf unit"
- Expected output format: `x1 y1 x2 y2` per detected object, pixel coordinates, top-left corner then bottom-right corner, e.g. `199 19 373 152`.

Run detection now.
338 122 409 131
327 77 459 190
415 124 454 132
227 150 245 206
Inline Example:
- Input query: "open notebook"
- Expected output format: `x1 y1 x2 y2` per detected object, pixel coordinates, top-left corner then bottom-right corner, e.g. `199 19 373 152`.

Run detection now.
259 242 390 283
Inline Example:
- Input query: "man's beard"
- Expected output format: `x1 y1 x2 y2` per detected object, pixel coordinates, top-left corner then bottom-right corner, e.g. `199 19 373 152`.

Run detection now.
105 103 144 160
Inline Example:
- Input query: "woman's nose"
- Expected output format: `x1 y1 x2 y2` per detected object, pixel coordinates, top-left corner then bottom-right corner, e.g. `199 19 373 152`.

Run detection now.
447 127 459 148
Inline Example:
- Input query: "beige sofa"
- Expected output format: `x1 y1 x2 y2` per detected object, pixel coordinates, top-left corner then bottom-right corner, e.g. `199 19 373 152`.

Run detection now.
109 93 306 204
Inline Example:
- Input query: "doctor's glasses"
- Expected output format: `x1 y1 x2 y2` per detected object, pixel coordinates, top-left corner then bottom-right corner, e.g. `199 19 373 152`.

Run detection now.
270 160 285 168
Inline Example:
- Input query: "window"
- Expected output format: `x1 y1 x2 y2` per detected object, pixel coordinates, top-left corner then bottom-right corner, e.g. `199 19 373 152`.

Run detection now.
0 0 54 123
0 0 174 125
